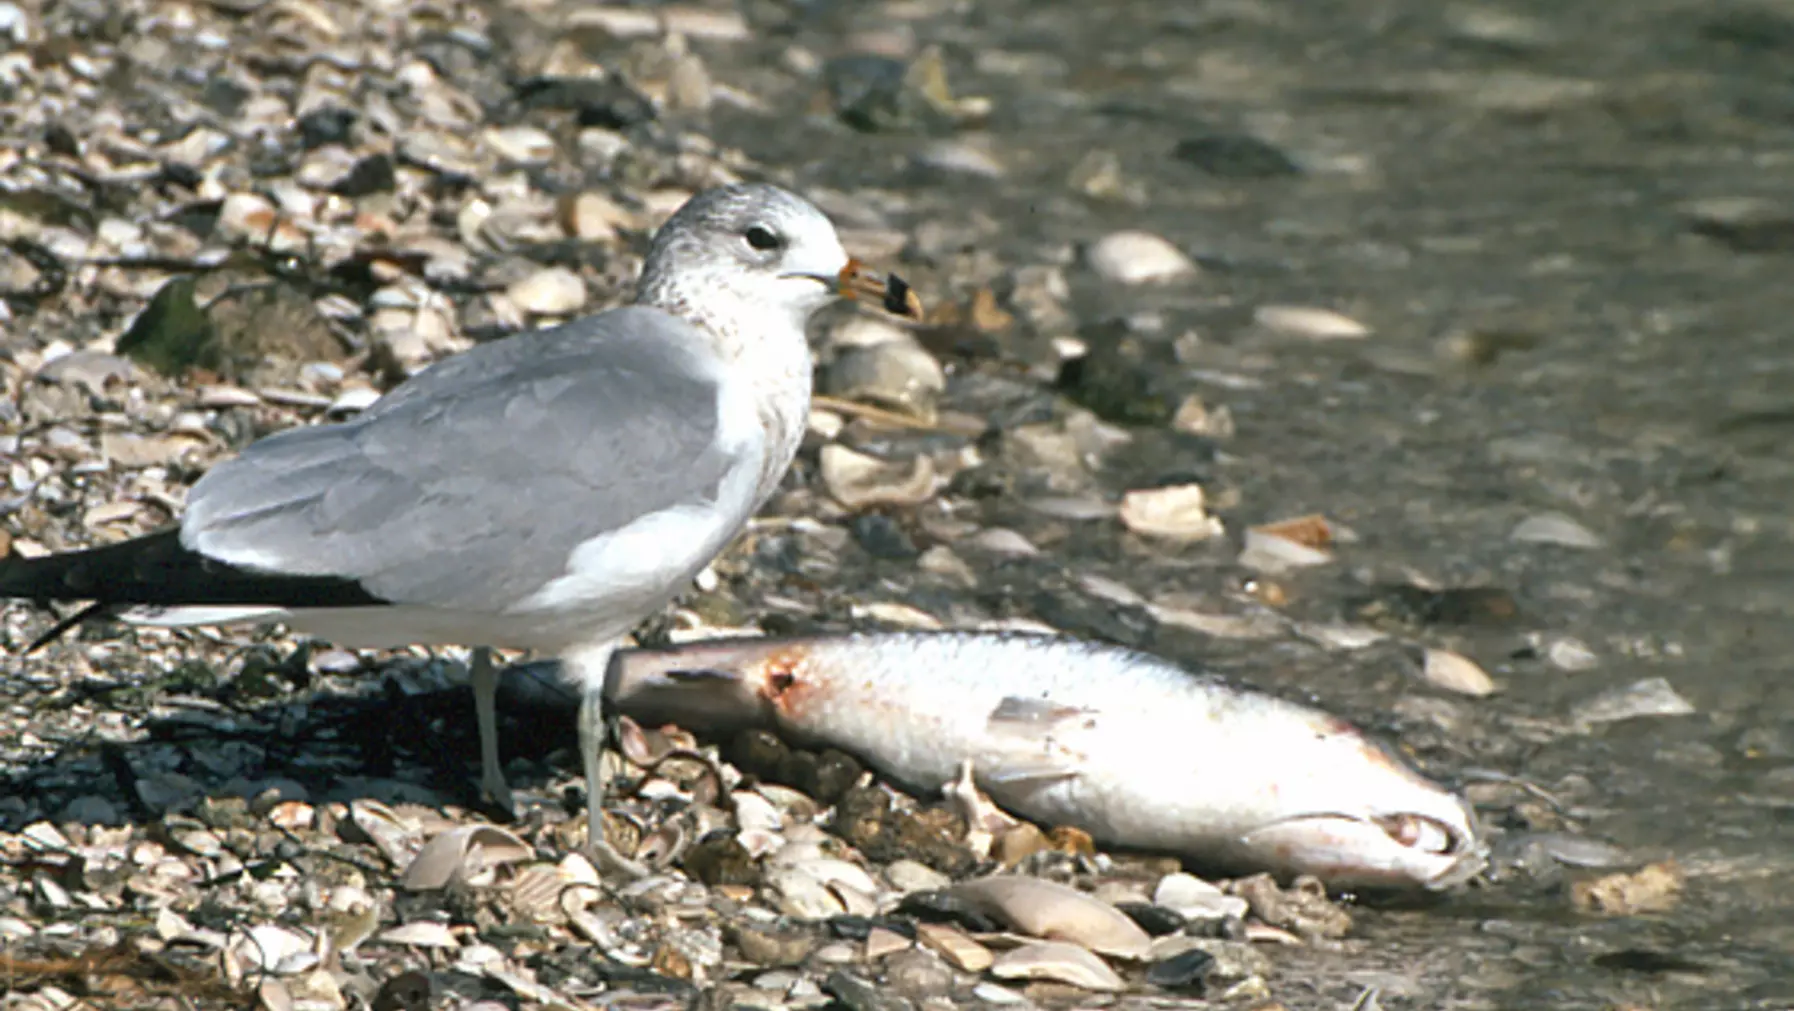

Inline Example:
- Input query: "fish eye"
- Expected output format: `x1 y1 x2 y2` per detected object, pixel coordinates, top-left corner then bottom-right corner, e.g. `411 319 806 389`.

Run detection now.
744 224 784 252
1377 814 1458 855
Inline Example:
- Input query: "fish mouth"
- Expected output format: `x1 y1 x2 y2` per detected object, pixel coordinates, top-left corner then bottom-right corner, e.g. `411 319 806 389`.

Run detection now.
1238 808 1488 890
787 259 923 318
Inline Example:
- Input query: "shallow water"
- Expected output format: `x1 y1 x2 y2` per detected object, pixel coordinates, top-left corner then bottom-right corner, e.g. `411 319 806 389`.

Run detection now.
700 1 1794 1005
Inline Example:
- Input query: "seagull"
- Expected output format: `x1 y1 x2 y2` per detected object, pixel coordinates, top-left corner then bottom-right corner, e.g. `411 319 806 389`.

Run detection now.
0 182 917 868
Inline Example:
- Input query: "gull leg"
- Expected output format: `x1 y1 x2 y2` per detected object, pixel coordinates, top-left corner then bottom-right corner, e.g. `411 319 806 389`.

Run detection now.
470 647 516 817
580 685 651 879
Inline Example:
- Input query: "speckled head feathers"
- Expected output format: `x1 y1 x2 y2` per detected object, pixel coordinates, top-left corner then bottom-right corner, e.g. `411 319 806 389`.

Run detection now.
634 183 851 327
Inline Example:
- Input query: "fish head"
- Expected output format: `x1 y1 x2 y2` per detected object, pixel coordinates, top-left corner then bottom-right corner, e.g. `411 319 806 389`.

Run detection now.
1236 722 1488 890
603 644 783 731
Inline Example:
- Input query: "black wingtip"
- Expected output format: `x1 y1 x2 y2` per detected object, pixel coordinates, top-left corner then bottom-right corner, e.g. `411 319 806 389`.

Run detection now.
25 601 113 654
2 527 388 620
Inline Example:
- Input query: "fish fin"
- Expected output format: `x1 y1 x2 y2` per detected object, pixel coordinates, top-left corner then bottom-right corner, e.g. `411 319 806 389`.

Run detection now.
979 696 1094 784
986 696 1099 734
978 757 1083 786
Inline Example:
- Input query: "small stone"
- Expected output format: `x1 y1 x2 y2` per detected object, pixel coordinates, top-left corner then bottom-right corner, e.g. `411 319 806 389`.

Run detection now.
885 860 952 894
990 940 1124 992
1683 196 1794 253
1152 873 1246 923
819 445 941 510
36 351 134 393
1572 677 1695 727
217 191 305 251
822 970 915 1011
993 823 1049 866
1171 394 1234 438
865 927 912 959
915 923 991 973
666 52 715 112
1253 304 1370 340
507 267 587 316
1511 512 1603 549
1570 861 1683 916
914 138 1005 179
951 876 1151 959
1085 230 1196 285
1419 647 1498 697
882 947 954 997
823 341 946 421
1173 133 1300 178
1546 636 1600 671
1238 526 1333 573
1144 946 1215 991
563 191 634 241
1119 483 1224 542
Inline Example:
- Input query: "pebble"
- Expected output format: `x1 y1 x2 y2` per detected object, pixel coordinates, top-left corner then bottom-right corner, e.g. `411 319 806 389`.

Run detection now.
822 970 916 1011
1419 647 1498 697
964 528 1040 557
1253 304 1370 340
1238 526 1333 572
1173 133 1300 178
1546 636 1600 671
823 341 946 421
1085 230 1196 285
1510 512 1604 549
951 876 1151 959
1118 484 1225 542
970 983 1028 1005
483 125 556 165
1152 873 1248 924
882 947 955 996
990 941 1124 992
506 267 587 316
864 927 912 959
1144 946 1215 991
1571 677 1696 727
818 445 941 510
563 191 634 241
915 923 992 972
1570 861 1683 916
885 860 951 894
914 138 1006 179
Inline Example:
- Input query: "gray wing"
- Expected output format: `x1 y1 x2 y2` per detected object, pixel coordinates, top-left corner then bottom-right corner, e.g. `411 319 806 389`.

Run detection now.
180 306 752 612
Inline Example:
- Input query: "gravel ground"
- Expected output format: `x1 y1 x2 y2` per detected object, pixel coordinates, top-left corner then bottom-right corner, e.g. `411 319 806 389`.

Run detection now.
7 0 1776 1009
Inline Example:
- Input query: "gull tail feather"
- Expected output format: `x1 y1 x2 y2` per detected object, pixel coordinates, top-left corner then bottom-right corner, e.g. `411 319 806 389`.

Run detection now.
2 527 388 649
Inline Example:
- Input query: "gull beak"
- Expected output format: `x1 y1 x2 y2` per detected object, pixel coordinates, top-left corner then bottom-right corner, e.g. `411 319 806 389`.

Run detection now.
836 258 924 319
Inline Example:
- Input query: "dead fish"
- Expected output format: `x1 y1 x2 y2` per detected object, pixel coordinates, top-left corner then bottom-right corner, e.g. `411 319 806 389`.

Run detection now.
606 631 1486 890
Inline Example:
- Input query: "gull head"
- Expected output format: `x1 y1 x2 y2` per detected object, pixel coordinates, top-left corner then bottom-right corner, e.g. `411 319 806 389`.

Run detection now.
635 183 872 337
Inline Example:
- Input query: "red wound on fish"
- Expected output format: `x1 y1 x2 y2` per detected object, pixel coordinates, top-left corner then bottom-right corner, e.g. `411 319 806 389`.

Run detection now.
760 648 806 701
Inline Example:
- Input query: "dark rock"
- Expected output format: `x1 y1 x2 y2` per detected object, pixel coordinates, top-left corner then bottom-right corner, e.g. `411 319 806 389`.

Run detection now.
1113 901 1186 937
1173 133 1300 178
334 153 396 197
823 970 916 1011
114 276 216 378
828 915 916 941
1145 947 1214 991
371 970 433 1011
823 55 955 135
727 920 822 967
851 513 919 560
681 831 760 887
1055 320 1185 426
515 75 656 129
297 106 358 149
832 786 978 877
893 889 1003 934
1350 584 1521 628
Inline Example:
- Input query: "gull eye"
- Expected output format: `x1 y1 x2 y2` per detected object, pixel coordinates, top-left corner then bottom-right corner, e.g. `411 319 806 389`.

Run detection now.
743 225 784 252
